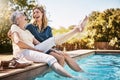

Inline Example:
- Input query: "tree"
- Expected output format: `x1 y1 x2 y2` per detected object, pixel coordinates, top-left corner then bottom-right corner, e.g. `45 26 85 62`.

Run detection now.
86 8 120 49
0 0 36 53
0 0 12 53
9 0 36 20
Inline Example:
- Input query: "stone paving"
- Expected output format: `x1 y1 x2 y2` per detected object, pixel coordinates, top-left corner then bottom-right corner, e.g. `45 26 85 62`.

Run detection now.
0 50 120 80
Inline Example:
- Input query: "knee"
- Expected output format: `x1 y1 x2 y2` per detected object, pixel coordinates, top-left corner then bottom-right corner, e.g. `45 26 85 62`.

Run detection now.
49 55 57 61
63 53 70 57
50 51 65 61
57 55 65 66
47 55 57 67
59 55 65 61
57 51 69 57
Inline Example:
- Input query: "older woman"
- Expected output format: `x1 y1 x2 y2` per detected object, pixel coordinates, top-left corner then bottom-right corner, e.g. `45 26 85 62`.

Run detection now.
8 11 87 78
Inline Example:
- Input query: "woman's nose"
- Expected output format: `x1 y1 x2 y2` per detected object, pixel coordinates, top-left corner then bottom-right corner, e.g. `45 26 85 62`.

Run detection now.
34 12 37 16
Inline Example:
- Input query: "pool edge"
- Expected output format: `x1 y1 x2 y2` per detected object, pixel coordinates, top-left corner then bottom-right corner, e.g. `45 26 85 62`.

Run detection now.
0 50 120 80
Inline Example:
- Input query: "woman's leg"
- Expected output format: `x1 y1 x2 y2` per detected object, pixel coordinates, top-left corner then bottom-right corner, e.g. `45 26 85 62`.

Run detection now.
51 62 73 78
35 16 88 52
34 29 79 52
54 28 79 45
63 54 83 72
23 50 73 78
55 16 88 45
49 51 65 66
52 50 83 72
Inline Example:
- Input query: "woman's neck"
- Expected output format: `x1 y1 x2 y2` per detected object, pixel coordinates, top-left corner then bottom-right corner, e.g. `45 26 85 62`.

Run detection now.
19 24 26 30
37 21 42 30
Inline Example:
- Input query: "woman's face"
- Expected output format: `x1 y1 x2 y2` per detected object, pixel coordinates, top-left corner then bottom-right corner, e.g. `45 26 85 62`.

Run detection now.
33 8 43 21
16 13 28 27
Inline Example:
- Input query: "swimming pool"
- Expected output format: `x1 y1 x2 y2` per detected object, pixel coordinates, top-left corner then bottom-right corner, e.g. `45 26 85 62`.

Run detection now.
34 53 120 80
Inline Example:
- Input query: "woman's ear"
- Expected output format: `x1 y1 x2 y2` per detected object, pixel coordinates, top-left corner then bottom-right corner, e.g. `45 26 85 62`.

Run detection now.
16 18 20 26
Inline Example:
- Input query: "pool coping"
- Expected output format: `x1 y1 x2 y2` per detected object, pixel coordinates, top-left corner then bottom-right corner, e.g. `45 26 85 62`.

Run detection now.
0 50 120 80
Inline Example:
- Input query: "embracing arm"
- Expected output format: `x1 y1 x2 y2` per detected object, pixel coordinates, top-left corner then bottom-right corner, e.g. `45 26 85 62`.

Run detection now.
11 32 42 52
7 30 12 39
33 37 40 45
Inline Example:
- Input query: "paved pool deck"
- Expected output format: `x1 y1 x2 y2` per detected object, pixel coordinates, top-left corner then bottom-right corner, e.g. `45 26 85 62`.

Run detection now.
0 50 120 80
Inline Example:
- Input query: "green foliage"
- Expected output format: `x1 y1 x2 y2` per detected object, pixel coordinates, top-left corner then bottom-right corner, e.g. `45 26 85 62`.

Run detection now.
86 8 120 49
0 1 12 53
0 0 36 53
9 0 36 20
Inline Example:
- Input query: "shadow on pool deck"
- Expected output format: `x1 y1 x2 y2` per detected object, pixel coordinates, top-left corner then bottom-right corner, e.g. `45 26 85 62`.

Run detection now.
0 50 120 80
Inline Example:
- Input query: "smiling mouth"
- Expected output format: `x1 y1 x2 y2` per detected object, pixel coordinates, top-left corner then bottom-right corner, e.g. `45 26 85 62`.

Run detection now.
35 16 40 19
25 17 28 21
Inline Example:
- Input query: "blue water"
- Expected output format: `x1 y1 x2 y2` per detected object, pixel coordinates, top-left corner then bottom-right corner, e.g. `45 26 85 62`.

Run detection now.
34 54 120 80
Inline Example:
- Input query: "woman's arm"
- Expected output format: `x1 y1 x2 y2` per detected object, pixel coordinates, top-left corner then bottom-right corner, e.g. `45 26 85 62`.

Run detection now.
7 30 12 39
33 37 40 45
11 32 43 52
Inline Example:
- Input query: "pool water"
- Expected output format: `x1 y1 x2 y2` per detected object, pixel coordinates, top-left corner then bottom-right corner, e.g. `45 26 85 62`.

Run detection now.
34 54 120 80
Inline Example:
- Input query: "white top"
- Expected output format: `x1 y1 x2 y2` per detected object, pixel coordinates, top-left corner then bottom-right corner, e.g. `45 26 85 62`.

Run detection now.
10 24 34 59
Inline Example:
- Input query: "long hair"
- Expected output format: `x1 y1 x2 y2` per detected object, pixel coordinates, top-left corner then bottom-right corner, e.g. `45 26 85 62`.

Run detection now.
32 5 48 31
